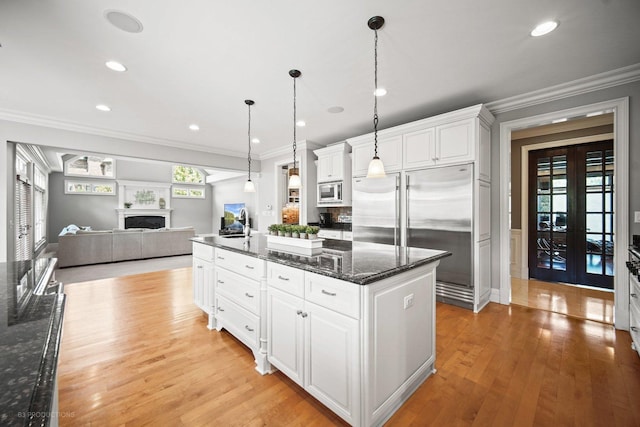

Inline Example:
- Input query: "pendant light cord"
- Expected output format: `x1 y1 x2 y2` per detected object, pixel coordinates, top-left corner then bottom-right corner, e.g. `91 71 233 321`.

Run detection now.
373 28 379 158
247 102 252 181
293 75 297 170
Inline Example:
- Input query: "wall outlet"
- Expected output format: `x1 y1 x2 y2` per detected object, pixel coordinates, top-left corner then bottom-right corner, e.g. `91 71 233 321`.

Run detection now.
635 211 640 223
403 293 414 309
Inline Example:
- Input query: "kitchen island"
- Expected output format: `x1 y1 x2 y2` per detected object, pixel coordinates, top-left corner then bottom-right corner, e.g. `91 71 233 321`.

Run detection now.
0 258 65 427
192 234 449 427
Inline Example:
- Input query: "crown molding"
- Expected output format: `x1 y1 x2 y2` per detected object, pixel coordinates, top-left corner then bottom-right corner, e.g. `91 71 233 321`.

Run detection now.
259 140 323 160
0 108 246 158
486 63 640 115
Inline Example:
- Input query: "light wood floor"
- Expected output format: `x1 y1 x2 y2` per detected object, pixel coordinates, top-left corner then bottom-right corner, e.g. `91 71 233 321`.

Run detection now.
511 277 615 324
58 268 640 426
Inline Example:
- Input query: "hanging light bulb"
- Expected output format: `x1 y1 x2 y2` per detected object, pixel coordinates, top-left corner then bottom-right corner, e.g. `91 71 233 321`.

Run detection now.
243 99 256 193
366 16 386 178
288 69 302 189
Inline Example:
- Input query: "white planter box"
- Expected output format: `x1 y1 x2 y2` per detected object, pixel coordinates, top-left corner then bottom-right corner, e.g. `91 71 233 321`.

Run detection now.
267 235 324 256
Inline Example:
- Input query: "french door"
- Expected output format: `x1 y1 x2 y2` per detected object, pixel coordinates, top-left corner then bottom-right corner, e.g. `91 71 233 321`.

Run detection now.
528 141 614 289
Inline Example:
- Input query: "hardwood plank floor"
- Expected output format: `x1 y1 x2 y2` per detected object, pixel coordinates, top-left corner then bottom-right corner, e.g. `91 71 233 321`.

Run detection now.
511 277 614 324
58 268 640 426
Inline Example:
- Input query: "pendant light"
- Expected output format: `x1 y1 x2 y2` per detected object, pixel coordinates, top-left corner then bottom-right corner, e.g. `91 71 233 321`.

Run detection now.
243 99 256 193
366 16 386 178
288 69 302 189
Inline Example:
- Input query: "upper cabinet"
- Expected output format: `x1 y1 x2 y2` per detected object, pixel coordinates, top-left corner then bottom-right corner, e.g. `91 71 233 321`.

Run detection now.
347 104 493 181
315 143 351 183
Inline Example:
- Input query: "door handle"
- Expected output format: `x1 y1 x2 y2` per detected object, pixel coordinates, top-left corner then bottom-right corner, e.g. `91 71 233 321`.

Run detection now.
245 292 254 298
321 289 336 296
245 325 254 332
278 275 290 281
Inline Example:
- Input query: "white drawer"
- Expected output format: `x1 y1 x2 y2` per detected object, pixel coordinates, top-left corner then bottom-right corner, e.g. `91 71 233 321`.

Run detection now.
318 229 342 240
216 268 260 315
305 272 361 319
215 248 264 281
267 262 305 298
216 294 259 349
343 231 353 241
193 242 214 261
630 274 640 313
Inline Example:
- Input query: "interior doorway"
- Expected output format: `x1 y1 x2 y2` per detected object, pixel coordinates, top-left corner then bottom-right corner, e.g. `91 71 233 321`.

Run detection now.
528 140 614 289
498 97 629 329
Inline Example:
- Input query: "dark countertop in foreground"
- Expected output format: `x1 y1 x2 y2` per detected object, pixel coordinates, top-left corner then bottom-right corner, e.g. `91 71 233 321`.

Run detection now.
0 258 65 427
192 234 450 285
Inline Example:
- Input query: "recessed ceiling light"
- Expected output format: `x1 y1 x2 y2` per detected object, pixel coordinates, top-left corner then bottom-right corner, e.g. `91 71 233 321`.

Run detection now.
251 138 260 144
327 106 344 114
296 120 306 127
96 104 111 112
374 88 387 97
104 10 144 33
531 20 559 37
105 60 127 72
189 124 200 131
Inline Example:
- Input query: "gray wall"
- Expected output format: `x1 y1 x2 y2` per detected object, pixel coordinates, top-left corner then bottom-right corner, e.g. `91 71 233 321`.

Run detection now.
211 177 258 232
490 79 640 291
48 158 214 242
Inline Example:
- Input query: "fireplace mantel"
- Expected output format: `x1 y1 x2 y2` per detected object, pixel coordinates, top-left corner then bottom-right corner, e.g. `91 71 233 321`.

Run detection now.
116 180 173 229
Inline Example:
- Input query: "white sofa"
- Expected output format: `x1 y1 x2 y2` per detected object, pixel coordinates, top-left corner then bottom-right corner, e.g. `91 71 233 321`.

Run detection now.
57 227 195 268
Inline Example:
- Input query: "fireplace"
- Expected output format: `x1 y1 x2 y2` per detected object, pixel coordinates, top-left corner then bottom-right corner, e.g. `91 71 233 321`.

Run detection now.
116 208 171 229
125 215 166 229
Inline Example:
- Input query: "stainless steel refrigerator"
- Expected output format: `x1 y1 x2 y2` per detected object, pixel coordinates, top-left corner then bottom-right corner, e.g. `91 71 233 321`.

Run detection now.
353 164 474 309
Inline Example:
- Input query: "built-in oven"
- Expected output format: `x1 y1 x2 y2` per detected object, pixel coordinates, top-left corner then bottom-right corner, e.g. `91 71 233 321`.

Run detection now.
318 181 343 204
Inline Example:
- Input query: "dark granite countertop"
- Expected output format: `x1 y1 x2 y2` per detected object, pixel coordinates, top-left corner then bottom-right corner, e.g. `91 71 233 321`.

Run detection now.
192 234 450 285
0 258 65 427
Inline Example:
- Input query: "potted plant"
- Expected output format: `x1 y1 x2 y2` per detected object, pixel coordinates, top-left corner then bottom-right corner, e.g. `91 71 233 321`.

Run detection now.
299 226 307 240
124 202 132 209
291 225 301 239
268 224 278 235
283 225 292 238
306 225 319 240
277 224 285 237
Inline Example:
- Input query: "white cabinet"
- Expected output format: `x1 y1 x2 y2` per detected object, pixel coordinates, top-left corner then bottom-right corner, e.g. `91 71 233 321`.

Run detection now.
314 143 352 206
630 268 640 358
402 128 436 170
267 267 360 425
192 242 215 330
435 118 475 165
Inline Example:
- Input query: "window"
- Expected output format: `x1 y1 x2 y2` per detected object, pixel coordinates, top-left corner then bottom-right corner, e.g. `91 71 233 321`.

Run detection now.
33 166 47 248
172 165 205 198
65 155 116 179
65 180 116 195
172 186 205 199
172 165 204 184
15 153 32 261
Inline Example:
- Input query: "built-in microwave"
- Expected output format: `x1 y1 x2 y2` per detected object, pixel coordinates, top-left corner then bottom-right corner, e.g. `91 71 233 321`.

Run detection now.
318 181 343 204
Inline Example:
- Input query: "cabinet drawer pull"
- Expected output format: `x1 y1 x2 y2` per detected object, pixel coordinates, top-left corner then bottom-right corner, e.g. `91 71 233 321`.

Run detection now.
632 326 639 332
632 293 638 298
197 265 203 269
278 275 290 281
321 289 337 296
217 256 225 260
296 310 303 315
217 280 224 284
245 265 254 270
218 307 225 312
301 312 308 318
245 325 254 332
245 292 254 298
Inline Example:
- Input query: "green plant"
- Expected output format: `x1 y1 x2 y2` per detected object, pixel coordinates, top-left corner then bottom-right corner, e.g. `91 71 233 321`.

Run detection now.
124 202 132 208
283 225 293 233
306 226 319 235
268 224 278 233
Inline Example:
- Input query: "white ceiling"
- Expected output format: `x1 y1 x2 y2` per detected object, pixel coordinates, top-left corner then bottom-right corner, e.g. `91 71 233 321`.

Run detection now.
1 0 639 165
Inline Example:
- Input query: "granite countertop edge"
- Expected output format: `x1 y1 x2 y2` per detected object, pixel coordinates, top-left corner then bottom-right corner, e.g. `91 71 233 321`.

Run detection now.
191 236 451 285
26 294 66 427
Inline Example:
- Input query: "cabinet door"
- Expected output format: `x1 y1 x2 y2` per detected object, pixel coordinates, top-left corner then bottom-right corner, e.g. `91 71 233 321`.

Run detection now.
318 152 344 182
403 128 436 170
304 301 359 425
377 135 403 173
267 287 304 386
351 143 374 177
193 258 213 313
193 258 204 309
435 119 474 165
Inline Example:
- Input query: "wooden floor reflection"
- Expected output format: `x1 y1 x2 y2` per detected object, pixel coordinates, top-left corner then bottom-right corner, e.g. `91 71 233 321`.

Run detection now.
511 277 614 324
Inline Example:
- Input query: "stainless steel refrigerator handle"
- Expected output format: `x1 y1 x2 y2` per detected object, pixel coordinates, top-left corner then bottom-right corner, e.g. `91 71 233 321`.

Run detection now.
405 174 410 246
396 174 401 246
